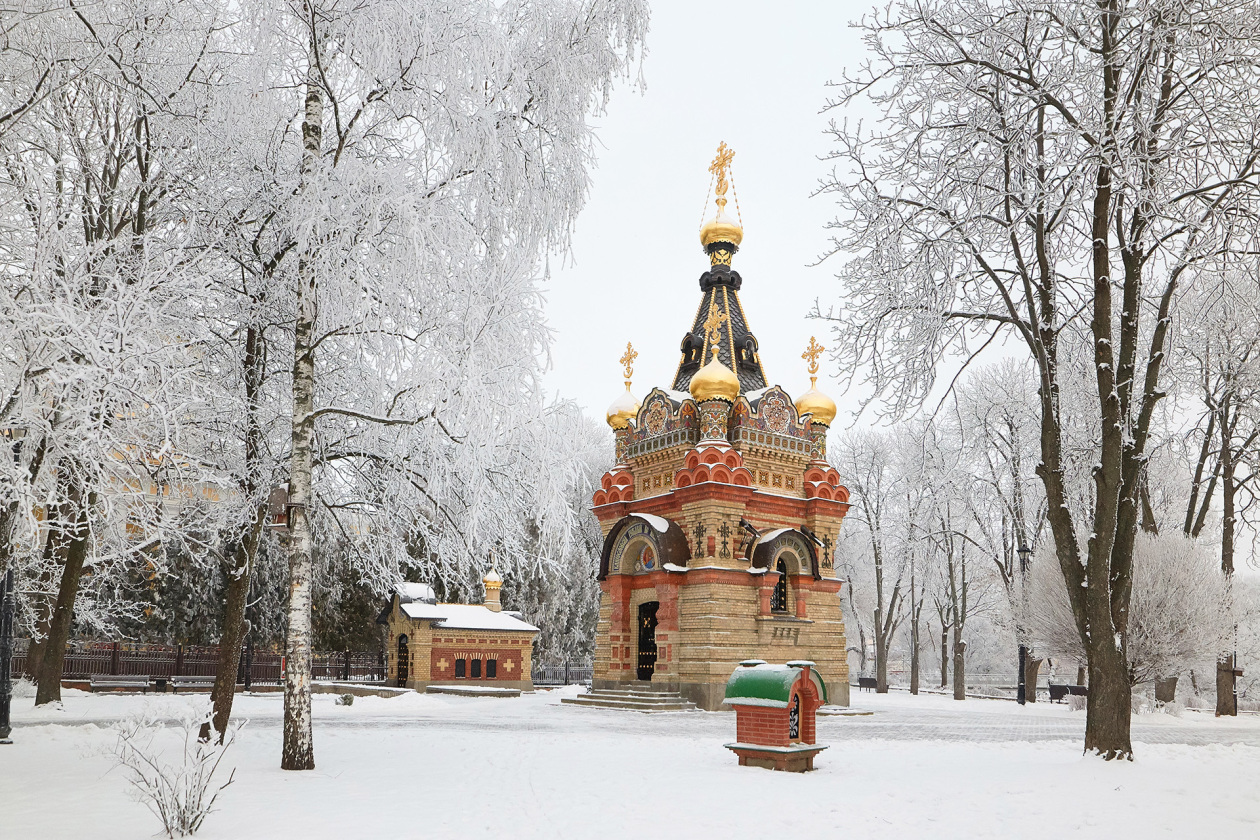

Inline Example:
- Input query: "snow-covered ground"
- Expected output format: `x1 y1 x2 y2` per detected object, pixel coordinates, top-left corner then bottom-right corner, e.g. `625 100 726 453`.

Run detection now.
4 685 1260 839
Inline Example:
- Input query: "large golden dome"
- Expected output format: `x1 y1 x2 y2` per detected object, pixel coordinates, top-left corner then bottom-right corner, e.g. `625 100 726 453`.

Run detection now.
606 384 640 430
690 356 740 403
795 376 837 426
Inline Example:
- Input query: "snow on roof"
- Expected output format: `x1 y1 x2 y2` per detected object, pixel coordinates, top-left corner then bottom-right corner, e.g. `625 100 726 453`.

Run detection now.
397 582 436 603
631 512 671 533
400 601 539 632
751 527 792 552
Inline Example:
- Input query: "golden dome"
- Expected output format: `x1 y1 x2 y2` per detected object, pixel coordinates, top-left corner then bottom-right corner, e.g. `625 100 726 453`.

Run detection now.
606 384 640 430
700 200 744 251
795 376 837 426
690 356 740 403
483 568 503 588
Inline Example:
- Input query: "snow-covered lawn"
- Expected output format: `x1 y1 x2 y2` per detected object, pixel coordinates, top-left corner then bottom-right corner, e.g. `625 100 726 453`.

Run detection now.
4 686 1260 839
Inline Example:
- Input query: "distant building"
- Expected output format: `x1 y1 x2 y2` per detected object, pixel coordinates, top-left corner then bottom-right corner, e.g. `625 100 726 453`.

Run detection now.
591 145 852 710
380 572 539 690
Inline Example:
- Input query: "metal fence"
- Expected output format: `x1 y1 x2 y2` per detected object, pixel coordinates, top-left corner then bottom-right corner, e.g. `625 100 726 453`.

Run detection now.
9 639 385 685
532 663 593 686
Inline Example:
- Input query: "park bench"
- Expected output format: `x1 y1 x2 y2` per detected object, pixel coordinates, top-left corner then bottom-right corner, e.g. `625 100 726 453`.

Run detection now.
1049 684 1088 703
857 677 878 692
170 675 216 693
89 674 153 693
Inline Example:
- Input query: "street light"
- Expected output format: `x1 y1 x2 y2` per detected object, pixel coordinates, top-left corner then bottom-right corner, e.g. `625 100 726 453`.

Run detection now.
1 569 15 744
1017 543 1032 705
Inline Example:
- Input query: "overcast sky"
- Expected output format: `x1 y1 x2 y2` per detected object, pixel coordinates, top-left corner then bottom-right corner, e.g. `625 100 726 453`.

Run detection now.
541 1 872 421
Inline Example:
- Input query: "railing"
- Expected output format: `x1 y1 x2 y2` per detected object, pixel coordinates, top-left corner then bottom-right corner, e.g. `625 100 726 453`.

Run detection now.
532 663 593 686
9 639 385 685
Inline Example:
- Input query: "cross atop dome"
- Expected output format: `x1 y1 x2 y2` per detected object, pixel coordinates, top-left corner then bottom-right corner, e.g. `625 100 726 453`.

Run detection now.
674 144 764 393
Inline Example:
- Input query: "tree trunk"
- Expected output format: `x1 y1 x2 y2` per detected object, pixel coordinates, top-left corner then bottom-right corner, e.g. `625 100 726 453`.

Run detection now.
952 631 965 701
281 57 324 772
201 322 269 745
1083 643 1132 759
874 607 889 693
35 485 92 706
909 615 920 696
940 624 949 688
22 524 62 681
1024 656 1043 703
200 513 264 743
1216 408 1237 717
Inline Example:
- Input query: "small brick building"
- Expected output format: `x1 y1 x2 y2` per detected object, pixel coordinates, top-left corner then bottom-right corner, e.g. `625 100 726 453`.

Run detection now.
380 573 538 691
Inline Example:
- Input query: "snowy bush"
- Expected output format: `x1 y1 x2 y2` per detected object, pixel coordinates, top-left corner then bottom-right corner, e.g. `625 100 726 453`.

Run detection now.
1067 695 1087 712
1029 533 1231 685
336 693 354 706
111 712 240 838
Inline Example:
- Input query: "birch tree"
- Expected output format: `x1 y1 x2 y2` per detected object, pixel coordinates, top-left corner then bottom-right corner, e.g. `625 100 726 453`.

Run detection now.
221 0 648 770
819 0 1260 759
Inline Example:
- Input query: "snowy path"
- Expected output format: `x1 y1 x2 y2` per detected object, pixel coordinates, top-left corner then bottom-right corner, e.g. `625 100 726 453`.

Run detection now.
4 686 1260 839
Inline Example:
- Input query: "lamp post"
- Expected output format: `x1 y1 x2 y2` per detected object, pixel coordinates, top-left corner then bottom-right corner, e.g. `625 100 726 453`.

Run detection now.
1 569 15 743
1016 543 1032 705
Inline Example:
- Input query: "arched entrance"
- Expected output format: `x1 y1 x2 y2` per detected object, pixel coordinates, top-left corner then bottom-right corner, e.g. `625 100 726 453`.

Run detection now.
637 601 659 680
396 635 409 687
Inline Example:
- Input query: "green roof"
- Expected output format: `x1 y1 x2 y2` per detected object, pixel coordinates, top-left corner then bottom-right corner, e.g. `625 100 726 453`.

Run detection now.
724 662 828 708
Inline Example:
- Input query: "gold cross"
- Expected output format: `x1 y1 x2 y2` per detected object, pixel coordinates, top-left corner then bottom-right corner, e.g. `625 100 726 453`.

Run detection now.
502 659 515 672
802 336 825 376
702 302 729 363
436 658 449 672
709 142 735 198
619 341 637 383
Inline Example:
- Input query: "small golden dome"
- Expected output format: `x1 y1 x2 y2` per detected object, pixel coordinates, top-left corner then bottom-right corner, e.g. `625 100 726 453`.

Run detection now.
700 201 744 251
483 568 503 587
690 356 740 403
795 376 837 426
606 384 640 430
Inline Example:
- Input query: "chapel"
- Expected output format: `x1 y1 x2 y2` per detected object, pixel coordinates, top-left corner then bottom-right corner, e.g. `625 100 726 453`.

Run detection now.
380 572 539 691
592 144 852 710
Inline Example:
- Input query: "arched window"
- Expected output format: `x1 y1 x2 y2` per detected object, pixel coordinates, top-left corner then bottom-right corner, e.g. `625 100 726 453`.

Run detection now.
455 658 466 678
470 659 482 678
772 558 789 613
486 659 497 679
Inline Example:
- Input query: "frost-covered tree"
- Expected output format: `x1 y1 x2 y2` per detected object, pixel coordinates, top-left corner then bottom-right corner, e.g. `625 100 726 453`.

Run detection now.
207 0 648 770
834 431 906 692
1030 532 1231 688
818 0 1260 759
0 0 235 705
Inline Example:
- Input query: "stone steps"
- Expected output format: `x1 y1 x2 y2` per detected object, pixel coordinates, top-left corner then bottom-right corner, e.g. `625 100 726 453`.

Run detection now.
561 683 697 713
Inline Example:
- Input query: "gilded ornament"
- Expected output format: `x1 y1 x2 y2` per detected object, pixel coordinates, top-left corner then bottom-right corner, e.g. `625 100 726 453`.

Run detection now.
795 336 837 428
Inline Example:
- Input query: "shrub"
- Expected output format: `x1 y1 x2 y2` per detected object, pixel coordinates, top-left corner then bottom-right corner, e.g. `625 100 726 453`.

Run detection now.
111 712 240 837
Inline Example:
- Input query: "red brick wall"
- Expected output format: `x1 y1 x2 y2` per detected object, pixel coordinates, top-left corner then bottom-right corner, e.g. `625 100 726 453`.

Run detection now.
735 706 790 746
430 644 525 681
